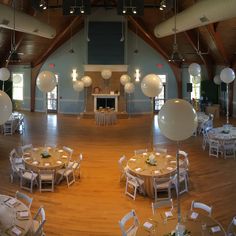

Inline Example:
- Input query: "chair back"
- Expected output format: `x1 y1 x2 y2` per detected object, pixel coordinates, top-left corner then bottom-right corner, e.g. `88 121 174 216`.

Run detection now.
15 191 33 209
10 149 19 159
151 198 173 215
21 144 33 153
118 155 127 171
33 207 46 236
79 153 83 162
191 200 212 216
134 149 148 155
227 216 236 236
119 210 139 236
153 147 167 153
63 146 74 159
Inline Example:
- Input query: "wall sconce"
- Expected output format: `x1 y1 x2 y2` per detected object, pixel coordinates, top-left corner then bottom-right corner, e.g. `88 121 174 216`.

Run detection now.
71 69 78 82
134 69 141 82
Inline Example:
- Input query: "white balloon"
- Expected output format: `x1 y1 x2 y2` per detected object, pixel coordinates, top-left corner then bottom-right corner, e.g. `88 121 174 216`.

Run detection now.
13 74 22 84
0 91 12 125
0 68 10 81
188 63 201 76
192 76 201 84
158 99 198 141
73 80 84 92
141 74 163 97
81 76 92 87
36 71 57 93
220 67 235 84
124 82 135 94
213 75 221 85
101 69 112 80
120 74 131 86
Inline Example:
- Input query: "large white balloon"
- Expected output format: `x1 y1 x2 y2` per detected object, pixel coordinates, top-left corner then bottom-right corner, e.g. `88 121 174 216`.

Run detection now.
0 91 12 125
141 74 163 97
120 74 131 86
81 76 92 87
188 63 201 76
36 71 57 93
101 69 112 80
213 75 221 85
124 82 135 94
73 80 84 92
0 68 10 81
158 99 198 141
220 67 235 84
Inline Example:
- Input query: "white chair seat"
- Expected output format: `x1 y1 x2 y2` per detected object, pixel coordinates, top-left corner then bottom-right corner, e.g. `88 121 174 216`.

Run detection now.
15 164 25 171
14 158 23 164
40 174 53 181
22 171 38 180
33 219 40 233
126 226 138 236
157 182 170 189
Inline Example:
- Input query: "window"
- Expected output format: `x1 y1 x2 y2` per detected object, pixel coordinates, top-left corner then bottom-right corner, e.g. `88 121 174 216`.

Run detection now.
154 75 167 112
190 75 201 100
12 73 23 100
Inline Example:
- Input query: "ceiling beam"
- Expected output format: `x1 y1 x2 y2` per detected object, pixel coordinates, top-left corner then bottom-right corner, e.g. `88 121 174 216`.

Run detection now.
205 23 229 65
32 16 83 67
183 30 214 80
127 16 182 98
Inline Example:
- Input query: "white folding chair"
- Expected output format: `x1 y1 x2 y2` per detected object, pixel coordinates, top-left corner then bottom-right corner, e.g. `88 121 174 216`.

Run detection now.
119 209 139 236
227 216 236 236
63 146 74 161
15 190 33 209
118 155 128 181
191 200 212 216
151 198 173 216
202 129 210 150
125 172 144 200
56 163 75 187
9 154 25 183
39 170 55 192
134 149 148 155
171 171 188 195
209 139 220 158
153 177 172 201
21 144 33 154
3 120 14 135
32 207 46 236
20 169 38 193
223 140 235 160
10 148 23 165
178 150 189 182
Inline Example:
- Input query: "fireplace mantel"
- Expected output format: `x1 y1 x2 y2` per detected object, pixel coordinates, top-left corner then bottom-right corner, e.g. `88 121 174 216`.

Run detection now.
92 93 120 112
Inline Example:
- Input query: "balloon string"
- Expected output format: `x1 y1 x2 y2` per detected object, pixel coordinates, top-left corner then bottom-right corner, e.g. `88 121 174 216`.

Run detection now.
2 81 5 91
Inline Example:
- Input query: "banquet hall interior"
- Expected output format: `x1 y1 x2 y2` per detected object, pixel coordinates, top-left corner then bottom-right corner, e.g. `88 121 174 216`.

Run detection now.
0 0 236 235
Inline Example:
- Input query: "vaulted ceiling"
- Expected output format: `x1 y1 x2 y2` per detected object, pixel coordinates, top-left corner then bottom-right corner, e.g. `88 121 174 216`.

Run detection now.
0 0 236 71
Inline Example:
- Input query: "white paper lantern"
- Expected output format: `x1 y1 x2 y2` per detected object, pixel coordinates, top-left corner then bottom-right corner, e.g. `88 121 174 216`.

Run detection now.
101 69 112 80
13 74 22 84
124 82 135 94
213 75 221 85
36 71 57 93
73 80 84 92
188 63 201 76
141 74 163 98
81 76 92 87
220 67 235 84
158 99 198 141
0 68 10 81
0 91 12 125
120 74 131 86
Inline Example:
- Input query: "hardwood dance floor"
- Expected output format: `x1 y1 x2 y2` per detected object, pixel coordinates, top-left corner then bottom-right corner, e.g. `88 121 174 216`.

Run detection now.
0 112 236 235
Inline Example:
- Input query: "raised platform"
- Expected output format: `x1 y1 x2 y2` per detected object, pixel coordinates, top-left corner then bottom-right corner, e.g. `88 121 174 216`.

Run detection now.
81 112 129 119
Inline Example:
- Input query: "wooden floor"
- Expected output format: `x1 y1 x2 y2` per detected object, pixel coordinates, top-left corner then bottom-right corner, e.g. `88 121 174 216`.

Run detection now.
0 112 236 235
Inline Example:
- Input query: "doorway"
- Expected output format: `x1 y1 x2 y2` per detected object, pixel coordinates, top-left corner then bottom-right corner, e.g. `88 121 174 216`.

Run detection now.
47 86 58 113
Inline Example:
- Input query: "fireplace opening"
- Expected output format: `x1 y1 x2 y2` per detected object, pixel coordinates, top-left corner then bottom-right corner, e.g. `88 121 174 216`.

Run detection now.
97 98 115 109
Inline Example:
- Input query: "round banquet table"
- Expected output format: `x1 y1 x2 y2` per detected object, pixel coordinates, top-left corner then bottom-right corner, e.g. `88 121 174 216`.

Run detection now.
208 126 236 143
0 194 33 236
127 152 177 198
22 146 69 172
136 210 226 236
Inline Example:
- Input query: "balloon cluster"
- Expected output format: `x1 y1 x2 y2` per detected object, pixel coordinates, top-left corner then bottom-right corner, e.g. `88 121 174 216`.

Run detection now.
119 74 135 94
141 74 163 97
213 67 235 86
36 71 57 93
0 67 12 125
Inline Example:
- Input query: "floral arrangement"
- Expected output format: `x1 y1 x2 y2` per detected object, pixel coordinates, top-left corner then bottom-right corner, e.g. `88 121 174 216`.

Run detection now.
163 229 191 236
146 154 157 166
41 151 51 158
